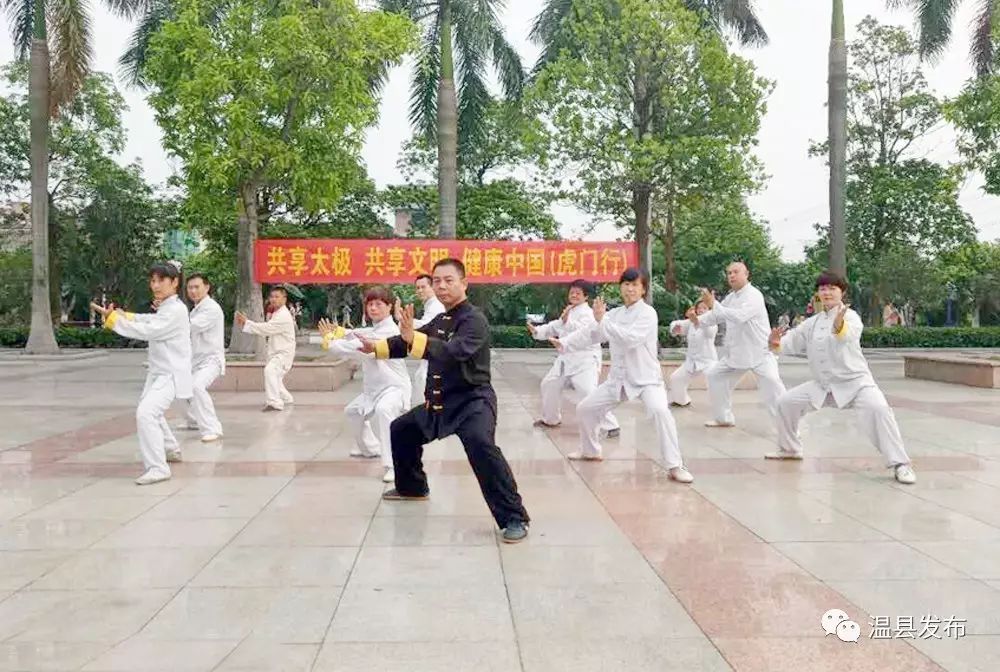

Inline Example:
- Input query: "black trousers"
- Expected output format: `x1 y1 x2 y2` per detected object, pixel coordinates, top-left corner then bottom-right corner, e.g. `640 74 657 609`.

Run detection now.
389 396 530 529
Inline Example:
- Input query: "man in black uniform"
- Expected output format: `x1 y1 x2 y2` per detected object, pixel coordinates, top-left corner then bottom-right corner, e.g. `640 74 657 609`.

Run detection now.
360 258 530 543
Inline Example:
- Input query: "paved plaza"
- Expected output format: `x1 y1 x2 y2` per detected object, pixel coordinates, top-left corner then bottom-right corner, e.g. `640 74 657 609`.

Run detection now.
1 348 999 671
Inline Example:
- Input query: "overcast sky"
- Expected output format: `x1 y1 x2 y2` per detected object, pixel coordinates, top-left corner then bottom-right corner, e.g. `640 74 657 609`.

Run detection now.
3 0 998 260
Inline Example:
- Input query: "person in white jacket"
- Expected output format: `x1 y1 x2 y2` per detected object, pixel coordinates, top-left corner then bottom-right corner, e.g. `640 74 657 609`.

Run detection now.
91 262 192 485
410 274 445 406
552 268 692 484
769 271 916 485
667 300 718 407
177 273 225 441
695 261 787 427
319 286 411 483
236 287 296 411
528 279 619 436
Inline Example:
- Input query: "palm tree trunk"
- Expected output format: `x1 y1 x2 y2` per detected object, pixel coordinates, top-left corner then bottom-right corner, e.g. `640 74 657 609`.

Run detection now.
229 183 265 355
437 0 458 239
48 192 61 325
828 0 848 276
25 17 59 355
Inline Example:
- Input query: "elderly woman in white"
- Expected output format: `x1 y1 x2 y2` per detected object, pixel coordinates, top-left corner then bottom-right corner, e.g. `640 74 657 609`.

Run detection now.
529 279 619 437
319 286 411 483
768 271 916 485
667 300 718 407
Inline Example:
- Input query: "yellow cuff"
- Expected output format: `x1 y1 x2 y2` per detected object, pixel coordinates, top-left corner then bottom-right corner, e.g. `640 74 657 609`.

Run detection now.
320 326 346 351
834 319 849 339
409 331 427 359
321 333 333 351
374 339 389 360
104 311 120 330
125 312 135 320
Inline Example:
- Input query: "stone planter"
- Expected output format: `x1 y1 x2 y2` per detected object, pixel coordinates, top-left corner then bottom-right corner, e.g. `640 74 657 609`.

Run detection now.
903 353 1000 389
599 361 757 389
210 358 356 392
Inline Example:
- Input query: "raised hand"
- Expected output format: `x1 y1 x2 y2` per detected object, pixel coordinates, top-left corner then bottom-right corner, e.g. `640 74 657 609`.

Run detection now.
699 287 715 308
317 318 337 337
832 303 850 335
90 301 111 318
393 298 403 323
235 311 247 328
592 296 607 322
526 322 537 336
358 338 377 354
560 305 572 323
768 326 787 350
549 337 564 353
400 304 415 344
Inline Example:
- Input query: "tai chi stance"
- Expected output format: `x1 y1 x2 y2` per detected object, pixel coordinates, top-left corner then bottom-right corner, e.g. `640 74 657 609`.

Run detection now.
92 262 192 485
667 300 718 407
361 258 531 543
769 272 916 484
695 261 786 427
236 287 296 411
319 286 411 483
179 273 225 441
554 268 693 483
409 273 445 406
529 279 619 436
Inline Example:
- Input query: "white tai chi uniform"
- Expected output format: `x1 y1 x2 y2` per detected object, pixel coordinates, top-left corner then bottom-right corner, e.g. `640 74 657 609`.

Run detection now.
560 300 683 468
321 317 411 469
411 296 445 405
774 306 911 466
243 305 296 409
105 295 192 478
697 283 786 424
532 303 619 432
185 295 225 438
667 318 718 406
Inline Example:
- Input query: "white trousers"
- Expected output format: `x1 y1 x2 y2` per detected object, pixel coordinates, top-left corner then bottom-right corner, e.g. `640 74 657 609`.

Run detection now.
706 357 786 424
668 366 703 406
540 362 619 431
137 374 180 476
776 383 911 466
577 382 682 468
186 359 223 437
264 357 294 409
412 360 428 406
345 388 408 469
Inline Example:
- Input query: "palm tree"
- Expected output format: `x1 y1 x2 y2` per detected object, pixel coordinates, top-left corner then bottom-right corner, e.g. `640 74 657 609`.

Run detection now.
3 0 138 353
529 0 768 284
829 0 847 275
379 0 525 239
889 0 998 77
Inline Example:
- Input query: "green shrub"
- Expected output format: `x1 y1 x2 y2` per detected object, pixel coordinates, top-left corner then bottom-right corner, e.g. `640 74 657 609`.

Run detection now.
860 327 1000 348
0 326 145 349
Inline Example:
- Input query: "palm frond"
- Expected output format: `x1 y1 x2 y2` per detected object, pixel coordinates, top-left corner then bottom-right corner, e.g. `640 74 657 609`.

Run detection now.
913 0 962 60
117 0 172 88
409 18 441 142
489 25 524 99
714 0 768 46
970 0 996 76
528 0 573 75
104 0 153 19
2 0 35 59
47 0 94 113
452 0 492 148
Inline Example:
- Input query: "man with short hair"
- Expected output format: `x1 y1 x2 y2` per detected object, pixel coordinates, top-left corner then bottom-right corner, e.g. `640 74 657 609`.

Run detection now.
360 259 531 544
553 268 693 484
694 261 786 427
529 279 619 436
236 287 296 411
179 273 225 441
409 273 445 406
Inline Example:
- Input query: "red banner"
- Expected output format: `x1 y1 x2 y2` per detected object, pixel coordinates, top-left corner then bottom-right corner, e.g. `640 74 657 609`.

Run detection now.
254 239 638 284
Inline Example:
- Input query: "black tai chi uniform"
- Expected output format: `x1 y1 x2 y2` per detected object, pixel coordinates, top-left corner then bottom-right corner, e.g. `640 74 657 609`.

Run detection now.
374 299 529 529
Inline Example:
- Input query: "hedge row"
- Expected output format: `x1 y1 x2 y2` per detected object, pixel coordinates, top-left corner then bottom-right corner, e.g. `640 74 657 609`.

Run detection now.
2 325 999 350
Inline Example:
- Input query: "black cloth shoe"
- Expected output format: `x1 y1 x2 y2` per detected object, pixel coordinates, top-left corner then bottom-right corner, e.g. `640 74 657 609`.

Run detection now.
382 488 429 501
502 521 528 544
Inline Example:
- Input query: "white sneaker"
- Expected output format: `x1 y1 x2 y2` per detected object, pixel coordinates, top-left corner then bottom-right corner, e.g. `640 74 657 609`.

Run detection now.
262 404 282 412
165 451 182 463
704 420 736 428
350 448 381 459
200 434 222 443
669 466 694 483
764 450 803 460
895 464 917 485
136 469 171 486
567 451 603 462
382 467 395 484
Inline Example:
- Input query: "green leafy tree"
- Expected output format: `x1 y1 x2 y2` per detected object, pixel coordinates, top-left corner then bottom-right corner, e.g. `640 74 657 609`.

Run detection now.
144 0 414 352
941 240 1000 325
947 58 1000 194
378 0 525 239
1 0 139 352
525 0 770 293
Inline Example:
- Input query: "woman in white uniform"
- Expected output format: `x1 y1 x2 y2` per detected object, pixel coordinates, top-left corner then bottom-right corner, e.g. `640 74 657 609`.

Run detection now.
236 287 297 411
667 300 718 407
552 268 693 483
529 279 619 436
769 271 917 485
410 274 445 406
180 273 225 441
91 262 192 485
319 286 411 483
